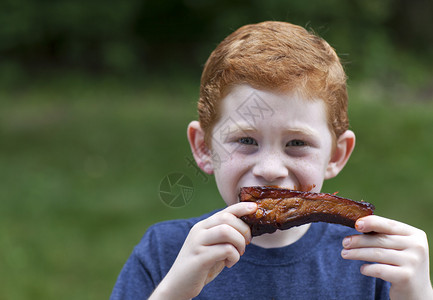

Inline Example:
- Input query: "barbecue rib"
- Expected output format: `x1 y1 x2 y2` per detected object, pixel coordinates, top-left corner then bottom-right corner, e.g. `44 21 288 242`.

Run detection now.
240 186 375 236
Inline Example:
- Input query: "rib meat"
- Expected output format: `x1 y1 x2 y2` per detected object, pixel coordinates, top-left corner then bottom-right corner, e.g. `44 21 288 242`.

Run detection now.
240 186 375 236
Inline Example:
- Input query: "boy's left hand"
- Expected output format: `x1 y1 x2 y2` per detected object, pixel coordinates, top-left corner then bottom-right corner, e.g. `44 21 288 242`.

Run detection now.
341 215 433 300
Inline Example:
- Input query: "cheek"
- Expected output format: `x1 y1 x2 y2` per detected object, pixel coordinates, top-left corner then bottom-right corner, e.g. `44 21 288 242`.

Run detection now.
214 156 243 184
213 155 250 205
213 150 249 174
292 156 328 190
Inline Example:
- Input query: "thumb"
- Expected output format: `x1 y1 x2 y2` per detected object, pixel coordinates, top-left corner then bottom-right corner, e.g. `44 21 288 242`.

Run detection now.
222 202 258 218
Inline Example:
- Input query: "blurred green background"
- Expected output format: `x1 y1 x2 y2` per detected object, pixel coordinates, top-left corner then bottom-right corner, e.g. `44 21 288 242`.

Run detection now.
1 0 432 299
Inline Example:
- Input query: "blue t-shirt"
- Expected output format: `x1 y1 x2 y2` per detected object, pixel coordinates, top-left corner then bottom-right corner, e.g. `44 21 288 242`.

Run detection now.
111 210 390 299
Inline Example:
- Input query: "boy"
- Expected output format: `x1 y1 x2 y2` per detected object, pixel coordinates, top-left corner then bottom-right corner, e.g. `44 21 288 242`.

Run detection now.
111 21 432 299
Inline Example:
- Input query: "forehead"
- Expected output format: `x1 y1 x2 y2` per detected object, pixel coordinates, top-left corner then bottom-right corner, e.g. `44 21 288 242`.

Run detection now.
219 85 329 131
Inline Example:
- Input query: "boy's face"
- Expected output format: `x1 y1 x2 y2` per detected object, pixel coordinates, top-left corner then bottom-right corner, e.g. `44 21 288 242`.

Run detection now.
210 85 335 206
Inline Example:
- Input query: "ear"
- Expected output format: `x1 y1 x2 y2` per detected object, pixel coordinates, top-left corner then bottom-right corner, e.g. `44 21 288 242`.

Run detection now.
325 130 356 179
187 121 214 174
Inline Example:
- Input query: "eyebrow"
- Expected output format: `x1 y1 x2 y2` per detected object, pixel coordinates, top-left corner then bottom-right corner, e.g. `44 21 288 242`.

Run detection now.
224 123 256 135
220 123 319 138
282 127 319 137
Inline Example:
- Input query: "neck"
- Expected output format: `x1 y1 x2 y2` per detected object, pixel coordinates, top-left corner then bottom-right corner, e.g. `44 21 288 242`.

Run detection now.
251 224 311 248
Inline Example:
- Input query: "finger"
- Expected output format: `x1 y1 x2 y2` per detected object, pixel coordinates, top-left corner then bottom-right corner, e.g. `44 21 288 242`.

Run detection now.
207 243 241 269
200 203 257 243
201 224 248 255
342 233 409 251
199 202 257 230
220 202 257 242
355 215 415 236
222 202 258 218
360 263 409 284
341 247 404 266
204 212 252 244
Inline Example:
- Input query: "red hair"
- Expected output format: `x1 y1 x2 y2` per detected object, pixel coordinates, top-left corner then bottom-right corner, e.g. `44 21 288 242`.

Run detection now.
198 21 349 145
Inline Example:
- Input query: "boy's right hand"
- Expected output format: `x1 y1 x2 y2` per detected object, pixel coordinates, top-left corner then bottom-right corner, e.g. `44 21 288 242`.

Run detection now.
149 202 258 300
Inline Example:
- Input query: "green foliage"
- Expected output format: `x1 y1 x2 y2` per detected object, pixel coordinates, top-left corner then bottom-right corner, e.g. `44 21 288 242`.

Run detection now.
0 78 432 299
0 0 432 86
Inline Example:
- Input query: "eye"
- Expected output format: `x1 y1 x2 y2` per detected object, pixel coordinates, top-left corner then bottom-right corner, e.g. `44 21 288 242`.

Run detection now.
286 139 306 147
238 137 258 145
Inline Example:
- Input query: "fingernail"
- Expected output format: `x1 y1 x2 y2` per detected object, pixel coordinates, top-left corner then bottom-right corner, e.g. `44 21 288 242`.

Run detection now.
355 220 364 231
342 237 351 247
341 249 349 257
247 203 257 210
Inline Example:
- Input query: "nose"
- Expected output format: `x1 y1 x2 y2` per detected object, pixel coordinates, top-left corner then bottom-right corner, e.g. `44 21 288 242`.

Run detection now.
252 151 289 183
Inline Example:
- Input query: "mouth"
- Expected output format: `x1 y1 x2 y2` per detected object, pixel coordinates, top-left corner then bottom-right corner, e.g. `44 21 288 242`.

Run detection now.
239 184 316 192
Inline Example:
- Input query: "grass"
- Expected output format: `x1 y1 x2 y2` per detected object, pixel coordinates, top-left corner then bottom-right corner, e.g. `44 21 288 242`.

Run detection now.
0 76 432 299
